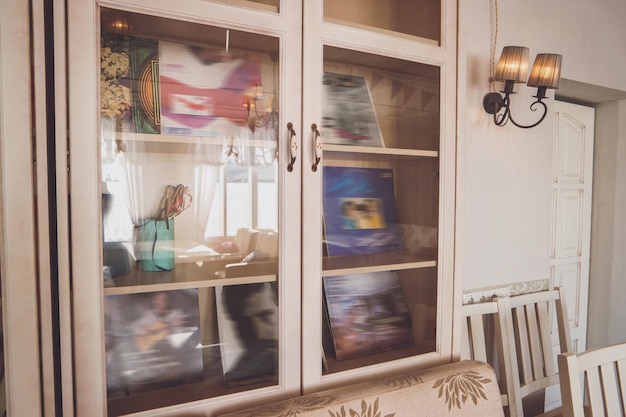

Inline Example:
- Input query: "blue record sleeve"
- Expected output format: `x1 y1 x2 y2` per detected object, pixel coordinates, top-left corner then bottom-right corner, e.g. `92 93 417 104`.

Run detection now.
323 166 404 256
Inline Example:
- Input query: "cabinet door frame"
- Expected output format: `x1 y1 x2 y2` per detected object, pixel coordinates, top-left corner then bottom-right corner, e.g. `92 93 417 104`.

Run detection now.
0 0 45 416
63 1 302 415
301 0 458 392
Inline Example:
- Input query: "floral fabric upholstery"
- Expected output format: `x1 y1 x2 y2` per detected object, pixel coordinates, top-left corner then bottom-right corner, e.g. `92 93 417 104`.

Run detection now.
218 360 504 417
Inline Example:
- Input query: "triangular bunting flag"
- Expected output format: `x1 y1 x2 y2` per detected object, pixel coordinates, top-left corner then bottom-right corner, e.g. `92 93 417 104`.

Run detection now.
392 80 403 99
370 72 384 90
422 90 435 109
403 85 416 105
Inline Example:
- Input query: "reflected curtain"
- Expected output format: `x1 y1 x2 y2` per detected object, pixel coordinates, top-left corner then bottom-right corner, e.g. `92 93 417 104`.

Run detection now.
115 121 277 244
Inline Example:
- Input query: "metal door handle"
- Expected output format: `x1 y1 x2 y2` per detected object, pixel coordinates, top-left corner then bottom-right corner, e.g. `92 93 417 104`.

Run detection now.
287 122 297 172
311 123 322 172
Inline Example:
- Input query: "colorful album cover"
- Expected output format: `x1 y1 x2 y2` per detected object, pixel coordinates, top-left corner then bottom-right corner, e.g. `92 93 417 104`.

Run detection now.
215 283 279 388
323 166 404 256
323 272 413 361
322 72 384 147
104 289 203 395
101 33 133 131
130 38 161 134
159 41 262 138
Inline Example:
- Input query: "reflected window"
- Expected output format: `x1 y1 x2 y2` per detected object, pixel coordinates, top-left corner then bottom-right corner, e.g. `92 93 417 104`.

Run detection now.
103 159 278 243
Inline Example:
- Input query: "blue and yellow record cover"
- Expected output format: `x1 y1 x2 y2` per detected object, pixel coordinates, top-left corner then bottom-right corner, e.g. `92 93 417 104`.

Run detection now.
323 166 404 256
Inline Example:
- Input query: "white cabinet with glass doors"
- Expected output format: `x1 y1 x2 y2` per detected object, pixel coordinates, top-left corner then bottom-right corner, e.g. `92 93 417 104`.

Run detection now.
61 0 456 416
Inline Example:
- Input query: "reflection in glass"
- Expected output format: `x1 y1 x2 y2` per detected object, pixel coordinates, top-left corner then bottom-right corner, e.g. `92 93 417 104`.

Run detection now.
226 163 251 236
320 47 440 374
99 8 280 414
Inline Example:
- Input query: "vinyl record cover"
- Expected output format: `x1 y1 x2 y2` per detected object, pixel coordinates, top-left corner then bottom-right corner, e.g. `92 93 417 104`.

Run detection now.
101 33 133 130
130 38 161 134
159 41 261 138
321 72 384 147
215 283 279 388
323 272 413 361
104 289 203 395
323 166 404 256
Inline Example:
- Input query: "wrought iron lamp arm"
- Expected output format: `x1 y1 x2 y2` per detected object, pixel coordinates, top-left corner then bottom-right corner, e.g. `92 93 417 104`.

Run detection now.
506 97 547 129
483 84 549 129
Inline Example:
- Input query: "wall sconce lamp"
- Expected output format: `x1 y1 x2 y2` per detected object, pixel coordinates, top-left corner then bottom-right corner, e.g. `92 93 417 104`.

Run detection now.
483 46 562 128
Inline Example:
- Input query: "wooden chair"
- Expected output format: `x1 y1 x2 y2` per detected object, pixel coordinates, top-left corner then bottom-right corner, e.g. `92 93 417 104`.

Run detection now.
496 287 572 417
461 299 510 410
558 342 626 417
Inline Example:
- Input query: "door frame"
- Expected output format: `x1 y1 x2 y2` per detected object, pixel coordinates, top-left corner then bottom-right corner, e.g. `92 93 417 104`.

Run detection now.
0 0 45 415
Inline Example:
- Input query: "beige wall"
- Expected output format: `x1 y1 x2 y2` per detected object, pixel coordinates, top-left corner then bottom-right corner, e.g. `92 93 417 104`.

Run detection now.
461 0 558 290
460 0 626 346
488 0 626 93
588 101 626 348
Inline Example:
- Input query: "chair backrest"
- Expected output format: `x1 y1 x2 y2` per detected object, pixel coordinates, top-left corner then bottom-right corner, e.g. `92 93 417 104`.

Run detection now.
461 300 509 407
558 342 626 417
461 300 498 363
496 287 572 417
234 228 259 254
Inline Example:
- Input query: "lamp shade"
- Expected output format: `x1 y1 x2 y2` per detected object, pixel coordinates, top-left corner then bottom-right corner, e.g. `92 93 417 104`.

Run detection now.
527 53 562 89
494 46 530 83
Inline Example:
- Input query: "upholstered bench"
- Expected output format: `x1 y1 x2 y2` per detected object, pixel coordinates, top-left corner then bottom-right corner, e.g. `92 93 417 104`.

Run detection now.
219 360 504 417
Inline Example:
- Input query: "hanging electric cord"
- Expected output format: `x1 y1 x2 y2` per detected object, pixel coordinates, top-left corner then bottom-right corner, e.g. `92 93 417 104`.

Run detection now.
156 184 192 220
489 0 499 91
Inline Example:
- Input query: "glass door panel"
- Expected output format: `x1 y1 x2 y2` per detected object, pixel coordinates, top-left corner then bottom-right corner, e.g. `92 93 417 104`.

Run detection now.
324 0 441 44
320 46 441 374
322 46 440 151
99 8 281 415
322 267 438 374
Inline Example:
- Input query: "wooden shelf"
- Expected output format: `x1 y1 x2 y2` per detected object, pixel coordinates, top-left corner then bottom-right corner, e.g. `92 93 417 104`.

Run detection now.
322 345 434 375
106 345 277 417
211 0 279 13
102 131 278 155
323 17 439 46
104 261 277 295
322 251 436 276
324 144 438 158
112 132 274 146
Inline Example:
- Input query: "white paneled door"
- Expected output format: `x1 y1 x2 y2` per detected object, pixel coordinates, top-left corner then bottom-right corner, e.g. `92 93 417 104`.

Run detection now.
546 100 594 411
